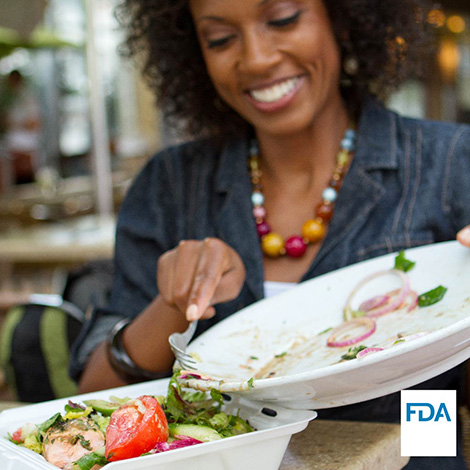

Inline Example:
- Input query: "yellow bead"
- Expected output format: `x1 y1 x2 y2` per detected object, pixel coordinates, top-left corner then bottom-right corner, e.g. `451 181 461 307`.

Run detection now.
302 219 326 243
261 233 285 257
337 149 350 167
249 158 259 171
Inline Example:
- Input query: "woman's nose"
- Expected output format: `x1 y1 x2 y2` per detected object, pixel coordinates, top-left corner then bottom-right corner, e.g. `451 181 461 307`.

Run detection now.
237 30 280 74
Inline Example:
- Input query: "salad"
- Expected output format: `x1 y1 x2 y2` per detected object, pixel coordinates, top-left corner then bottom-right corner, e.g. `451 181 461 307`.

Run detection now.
7 373 254 470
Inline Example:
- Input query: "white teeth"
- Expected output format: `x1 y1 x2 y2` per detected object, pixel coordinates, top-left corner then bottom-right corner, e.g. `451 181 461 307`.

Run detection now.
250 77 299 103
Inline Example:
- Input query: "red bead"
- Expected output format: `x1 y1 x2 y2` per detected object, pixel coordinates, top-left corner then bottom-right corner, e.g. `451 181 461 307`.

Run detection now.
285 236 307 257
316 202 334 222
256 221 271 237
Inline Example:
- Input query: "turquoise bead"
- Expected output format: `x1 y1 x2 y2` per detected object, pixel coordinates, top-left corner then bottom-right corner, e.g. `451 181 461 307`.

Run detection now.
251 191 264 206
322 187 337 202
340 137 354 151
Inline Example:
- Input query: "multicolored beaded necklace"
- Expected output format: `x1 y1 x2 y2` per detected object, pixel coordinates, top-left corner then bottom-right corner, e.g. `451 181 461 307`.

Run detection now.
249 128 356 258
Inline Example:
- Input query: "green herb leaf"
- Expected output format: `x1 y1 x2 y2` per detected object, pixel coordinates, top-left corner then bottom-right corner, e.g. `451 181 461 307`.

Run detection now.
249 356 259 360
343 309 365 321
73 448 108 470
79 435 92 451
37 413 61 437
275 352 287 358
341 345 367 360
209 412 230 430
247 377 254 389
210 388 224 405
394 251 416 272
418 285 448 307
318 327 333 335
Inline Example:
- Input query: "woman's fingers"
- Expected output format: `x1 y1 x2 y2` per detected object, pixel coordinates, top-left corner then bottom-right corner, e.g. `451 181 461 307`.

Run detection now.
157 238 245 321
186 238 232 320
457 226 470 247
156 241 200 311
171 240 206 314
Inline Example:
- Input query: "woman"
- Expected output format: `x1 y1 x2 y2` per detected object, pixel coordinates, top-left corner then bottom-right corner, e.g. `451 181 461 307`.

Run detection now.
72 0 470 467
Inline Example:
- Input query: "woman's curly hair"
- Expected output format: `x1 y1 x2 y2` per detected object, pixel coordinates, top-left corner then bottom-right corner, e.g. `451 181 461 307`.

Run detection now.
117 0 433 139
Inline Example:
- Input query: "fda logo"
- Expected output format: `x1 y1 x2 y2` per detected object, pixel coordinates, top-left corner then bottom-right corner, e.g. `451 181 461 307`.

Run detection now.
406 403 451 422
401 390 456 456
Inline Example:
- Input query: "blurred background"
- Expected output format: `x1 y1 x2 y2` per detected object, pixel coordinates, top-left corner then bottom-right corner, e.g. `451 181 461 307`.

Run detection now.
0 0 469 313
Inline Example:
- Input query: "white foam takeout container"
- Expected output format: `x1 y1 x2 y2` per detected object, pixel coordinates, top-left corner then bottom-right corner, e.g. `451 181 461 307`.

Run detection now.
0 378 316 470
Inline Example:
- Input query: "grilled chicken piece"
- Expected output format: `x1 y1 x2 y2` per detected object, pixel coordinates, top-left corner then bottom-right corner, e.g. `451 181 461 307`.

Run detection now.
43 417 105 469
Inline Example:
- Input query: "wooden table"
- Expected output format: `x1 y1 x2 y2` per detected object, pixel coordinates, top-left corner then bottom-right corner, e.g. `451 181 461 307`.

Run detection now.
0 401 408 469
281 419 409 470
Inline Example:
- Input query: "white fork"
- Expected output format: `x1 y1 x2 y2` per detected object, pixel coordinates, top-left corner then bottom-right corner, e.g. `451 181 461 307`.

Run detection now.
168 321 198 370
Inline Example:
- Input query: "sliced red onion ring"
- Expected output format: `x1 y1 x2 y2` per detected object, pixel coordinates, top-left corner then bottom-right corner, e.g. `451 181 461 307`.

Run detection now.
357 347 384 358
397 332 429 342
151 436 203 453
327 317 376 348
344 269 410 319
359 294 390 312
179 371 213 381
382 288 418 313
406 290 418 312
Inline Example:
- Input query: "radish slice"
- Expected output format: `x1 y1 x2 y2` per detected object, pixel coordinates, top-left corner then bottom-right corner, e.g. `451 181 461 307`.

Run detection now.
327 317 376 348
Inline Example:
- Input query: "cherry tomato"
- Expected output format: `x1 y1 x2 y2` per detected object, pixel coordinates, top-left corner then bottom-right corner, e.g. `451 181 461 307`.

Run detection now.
105 395 169 461
11 427 23 443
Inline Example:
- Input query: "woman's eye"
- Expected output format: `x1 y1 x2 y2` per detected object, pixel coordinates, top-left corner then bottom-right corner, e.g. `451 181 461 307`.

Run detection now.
207 35 235 49
268 10 301 27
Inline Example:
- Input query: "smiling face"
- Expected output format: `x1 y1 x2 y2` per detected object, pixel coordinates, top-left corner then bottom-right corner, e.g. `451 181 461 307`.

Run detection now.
189 0 345 138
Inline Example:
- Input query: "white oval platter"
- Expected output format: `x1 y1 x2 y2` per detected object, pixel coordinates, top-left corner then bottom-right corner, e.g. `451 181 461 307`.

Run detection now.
182 241 470 409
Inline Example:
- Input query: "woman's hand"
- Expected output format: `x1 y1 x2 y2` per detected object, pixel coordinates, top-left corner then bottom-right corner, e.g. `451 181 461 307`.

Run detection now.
457 226 470 247
157 238 246 322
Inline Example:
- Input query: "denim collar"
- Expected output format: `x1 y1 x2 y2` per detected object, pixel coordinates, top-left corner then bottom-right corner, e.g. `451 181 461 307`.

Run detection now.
355 97 399 171
215 97 399 191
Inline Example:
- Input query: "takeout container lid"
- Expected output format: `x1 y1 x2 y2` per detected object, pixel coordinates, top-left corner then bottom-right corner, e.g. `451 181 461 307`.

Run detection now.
0 378 316 470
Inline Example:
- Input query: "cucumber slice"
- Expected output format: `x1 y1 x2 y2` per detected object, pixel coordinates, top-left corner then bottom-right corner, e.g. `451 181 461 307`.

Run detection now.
83 399 121 416
169 423 222 442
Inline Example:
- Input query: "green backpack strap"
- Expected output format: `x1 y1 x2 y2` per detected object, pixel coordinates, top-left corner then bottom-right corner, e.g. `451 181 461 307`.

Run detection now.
0 304 80 402
0 305 25 399
40 306 79 398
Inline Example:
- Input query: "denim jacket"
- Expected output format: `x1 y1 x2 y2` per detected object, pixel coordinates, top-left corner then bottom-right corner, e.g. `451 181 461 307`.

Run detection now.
70 99 470 420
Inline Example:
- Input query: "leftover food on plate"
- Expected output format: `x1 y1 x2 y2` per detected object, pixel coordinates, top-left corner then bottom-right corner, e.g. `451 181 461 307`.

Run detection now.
6 374 254 470
180 249 461 390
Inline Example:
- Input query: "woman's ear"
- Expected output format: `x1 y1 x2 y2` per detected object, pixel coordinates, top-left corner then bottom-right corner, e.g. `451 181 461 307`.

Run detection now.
339 32 359 78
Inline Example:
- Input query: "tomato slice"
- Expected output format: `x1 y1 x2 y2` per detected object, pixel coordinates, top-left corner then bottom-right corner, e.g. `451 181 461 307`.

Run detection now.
11 427 23 443
105 395 169 461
